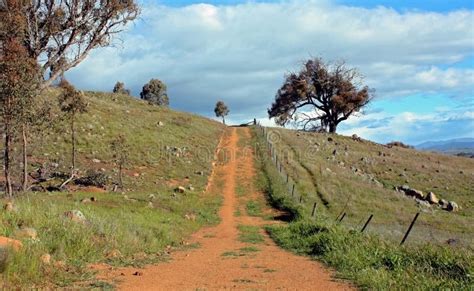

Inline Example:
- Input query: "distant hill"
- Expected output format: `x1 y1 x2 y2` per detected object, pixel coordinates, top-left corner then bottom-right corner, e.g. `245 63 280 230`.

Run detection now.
416 137 474 155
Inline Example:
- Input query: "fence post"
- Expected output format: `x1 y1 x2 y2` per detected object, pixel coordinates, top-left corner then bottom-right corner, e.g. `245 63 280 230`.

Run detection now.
338 212 346 223
311 202 317 217
400 212 420 245
361 214 374 233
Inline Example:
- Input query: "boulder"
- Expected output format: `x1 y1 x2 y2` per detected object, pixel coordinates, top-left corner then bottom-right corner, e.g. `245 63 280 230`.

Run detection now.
412 189 424 200
439 199 448 207
13 227 37 240
447 201 459 212
63 210 87 223
0 236 22 251
425 192 439 204
175 186 186 193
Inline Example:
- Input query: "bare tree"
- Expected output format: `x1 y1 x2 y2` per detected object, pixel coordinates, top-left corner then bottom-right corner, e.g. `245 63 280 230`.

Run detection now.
268 58 373 133
110 134 129 190
0 1 40 196
0 0 139 89
58 79 87 173
214 101 229 125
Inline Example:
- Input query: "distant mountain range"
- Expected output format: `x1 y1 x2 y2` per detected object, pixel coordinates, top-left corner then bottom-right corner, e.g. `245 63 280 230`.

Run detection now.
416 138 474 155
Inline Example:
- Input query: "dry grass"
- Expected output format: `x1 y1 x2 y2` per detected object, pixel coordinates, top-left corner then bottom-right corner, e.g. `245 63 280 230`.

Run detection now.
264 127 474 247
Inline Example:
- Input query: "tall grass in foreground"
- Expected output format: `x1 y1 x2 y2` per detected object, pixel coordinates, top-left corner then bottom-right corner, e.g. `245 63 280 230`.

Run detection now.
252 127 473 289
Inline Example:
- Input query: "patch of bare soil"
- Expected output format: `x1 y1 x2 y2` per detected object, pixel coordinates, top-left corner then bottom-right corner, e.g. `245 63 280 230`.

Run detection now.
97 127 352 290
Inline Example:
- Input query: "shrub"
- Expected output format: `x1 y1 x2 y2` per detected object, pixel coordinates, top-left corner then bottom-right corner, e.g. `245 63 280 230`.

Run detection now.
386 141 413 149
75 170 108 188
113 82 131 95
140 79 169 106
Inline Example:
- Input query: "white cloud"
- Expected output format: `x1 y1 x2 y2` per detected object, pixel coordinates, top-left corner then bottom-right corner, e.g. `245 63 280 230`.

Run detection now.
67 0 474 128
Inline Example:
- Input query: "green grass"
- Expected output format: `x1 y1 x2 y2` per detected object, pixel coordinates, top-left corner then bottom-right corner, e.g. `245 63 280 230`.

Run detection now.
251 126 474 289
237 225 265 244
0 89 224 288
246 200 262 217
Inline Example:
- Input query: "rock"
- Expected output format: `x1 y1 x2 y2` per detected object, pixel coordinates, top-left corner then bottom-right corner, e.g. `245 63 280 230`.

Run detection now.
106 249 121 259
147 202 154 208
188 186 195 191
92 159 101 163
3 202 17 213
40 253 51 265
148 194 156 200
13 227 37 240
158 121 164 126
195 171 204 176
63 210 87 223
327 137 333 142
81 198 92 204
447 201 459 212
0 236 22 251
439 199 448 207
133 173 140 177
184 213 196 221
446 238 459 246
175 186 186 193
425 192 439 204
410 189 424 199
352 134 361 141
132 271 143 276
332 149 337 155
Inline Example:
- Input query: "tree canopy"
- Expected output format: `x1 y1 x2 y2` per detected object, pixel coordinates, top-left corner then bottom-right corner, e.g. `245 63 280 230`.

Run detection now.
214 101 229 124
268 58 373 133
0 0 139 88
140 79 169 106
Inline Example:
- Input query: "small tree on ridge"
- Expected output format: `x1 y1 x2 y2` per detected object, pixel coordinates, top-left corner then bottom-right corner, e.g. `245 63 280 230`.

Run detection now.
140 79 169 106
214 101 229 125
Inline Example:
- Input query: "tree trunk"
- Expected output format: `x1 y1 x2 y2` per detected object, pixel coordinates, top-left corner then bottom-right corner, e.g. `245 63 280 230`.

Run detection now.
329 122 337 133
222 116 226 125
22 124 28 192
4 120 13 197
71 116 76 172
118 163 123 189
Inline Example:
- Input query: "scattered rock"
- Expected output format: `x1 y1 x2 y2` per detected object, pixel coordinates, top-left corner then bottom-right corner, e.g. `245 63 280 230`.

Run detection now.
92 159 101 163
332 149 337 156
3 202 17 213
40 253 51 265
148 194 156 200
447 201 459 212
184 214 196 221
425 192 439 204
147 202 154 208
157 121 164 126
63 210 87 223
0 236 22 251
416 200 431 208
133 173 140 177
352 134 361 141
195 171 204 176
13 227 37 240
175 186 186 193
446 238 459 246
327 137 333 142
188 186 195 191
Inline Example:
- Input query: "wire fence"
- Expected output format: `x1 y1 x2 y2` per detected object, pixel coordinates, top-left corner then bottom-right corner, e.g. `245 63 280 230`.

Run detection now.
254 124 437 246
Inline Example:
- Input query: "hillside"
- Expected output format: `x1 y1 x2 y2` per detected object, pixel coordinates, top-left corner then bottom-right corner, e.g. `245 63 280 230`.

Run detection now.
263 127 474 248
0 89 225 288
417 138 474 157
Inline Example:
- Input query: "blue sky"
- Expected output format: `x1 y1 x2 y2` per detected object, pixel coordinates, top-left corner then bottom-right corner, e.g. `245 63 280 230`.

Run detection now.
67 0 474 145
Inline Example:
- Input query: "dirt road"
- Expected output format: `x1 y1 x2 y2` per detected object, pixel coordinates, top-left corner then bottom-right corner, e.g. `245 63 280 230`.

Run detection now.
116 127 352 290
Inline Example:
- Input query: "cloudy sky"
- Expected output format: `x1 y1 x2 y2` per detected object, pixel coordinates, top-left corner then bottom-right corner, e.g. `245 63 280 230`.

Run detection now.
67 0 474 145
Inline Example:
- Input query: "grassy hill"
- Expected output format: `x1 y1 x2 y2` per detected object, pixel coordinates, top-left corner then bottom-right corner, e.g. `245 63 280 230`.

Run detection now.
261 127 473 247
251 126 473 289
0 89 225 288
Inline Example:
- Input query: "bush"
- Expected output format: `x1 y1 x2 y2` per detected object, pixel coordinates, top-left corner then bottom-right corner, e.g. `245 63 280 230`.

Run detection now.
113 81 131 95
386 141 413 149
140 79 169 106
